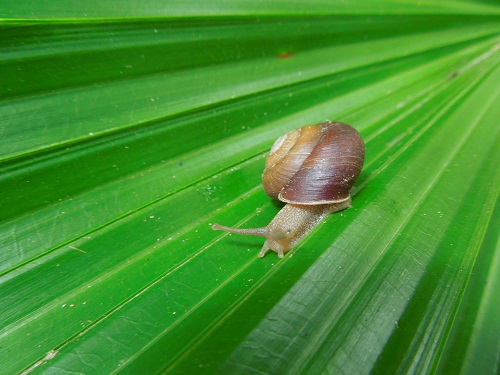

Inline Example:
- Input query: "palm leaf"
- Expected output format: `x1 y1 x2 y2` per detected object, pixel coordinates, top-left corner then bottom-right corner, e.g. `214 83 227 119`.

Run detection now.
1 2 499 374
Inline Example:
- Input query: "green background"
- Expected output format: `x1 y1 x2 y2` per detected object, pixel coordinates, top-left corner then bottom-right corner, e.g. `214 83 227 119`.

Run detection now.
1 1 499 374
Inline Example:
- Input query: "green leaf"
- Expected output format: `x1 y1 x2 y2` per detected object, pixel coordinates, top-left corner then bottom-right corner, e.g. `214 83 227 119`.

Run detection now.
1 2 499 374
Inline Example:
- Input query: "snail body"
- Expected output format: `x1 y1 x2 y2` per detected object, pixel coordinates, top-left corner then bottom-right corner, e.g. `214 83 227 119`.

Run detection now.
212 121 365 258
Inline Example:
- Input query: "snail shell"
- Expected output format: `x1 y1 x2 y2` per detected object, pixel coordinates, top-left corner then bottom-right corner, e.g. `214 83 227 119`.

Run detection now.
263 121 365 204
212 121 365 258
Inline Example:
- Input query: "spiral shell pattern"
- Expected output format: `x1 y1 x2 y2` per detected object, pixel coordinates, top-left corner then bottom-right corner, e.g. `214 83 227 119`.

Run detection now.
262 121 365 204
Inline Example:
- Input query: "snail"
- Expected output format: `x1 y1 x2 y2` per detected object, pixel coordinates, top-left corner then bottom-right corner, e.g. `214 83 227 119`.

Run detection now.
212 121 365 258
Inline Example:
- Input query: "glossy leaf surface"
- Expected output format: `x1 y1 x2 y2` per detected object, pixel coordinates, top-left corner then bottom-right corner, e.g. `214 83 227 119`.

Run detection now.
0 2 499 374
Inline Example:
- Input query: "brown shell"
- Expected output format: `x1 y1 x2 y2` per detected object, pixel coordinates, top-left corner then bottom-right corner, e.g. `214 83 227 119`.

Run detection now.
262 121 365 204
